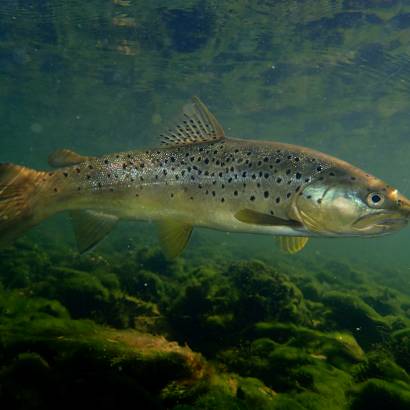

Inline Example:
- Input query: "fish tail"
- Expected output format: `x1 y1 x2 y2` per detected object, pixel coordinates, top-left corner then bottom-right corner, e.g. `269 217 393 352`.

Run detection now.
0 163 49 246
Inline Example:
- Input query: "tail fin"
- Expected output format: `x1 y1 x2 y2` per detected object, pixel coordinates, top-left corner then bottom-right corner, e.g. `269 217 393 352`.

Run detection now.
0 163 47 246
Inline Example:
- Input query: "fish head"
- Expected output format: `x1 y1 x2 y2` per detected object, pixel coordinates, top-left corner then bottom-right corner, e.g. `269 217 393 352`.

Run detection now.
290 171 410 237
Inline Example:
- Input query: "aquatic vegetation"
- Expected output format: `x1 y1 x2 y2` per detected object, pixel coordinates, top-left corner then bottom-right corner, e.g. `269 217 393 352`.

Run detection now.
1 239 410 409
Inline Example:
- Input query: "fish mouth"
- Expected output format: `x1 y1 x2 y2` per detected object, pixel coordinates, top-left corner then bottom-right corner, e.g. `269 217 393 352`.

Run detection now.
353 212 408 234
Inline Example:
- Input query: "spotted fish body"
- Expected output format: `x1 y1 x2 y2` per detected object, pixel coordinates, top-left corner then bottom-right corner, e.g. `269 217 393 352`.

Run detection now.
51 140 342 234
0 97 409 256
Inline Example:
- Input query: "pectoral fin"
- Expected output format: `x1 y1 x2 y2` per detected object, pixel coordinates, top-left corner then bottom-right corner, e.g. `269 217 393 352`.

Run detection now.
49 149 94 167
277 236 309 254
70 210 118 253
157 220 193 259
234 209 301 227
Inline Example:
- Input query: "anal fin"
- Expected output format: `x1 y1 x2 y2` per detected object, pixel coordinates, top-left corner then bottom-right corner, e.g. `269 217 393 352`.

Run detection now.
157 220 193 259
70 210 118 253
277 236 309 254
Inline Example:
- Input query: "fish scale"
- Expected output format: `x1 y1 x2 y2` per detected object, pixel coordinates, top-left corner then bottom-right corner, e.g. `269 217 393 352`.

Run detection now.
0 97 409 257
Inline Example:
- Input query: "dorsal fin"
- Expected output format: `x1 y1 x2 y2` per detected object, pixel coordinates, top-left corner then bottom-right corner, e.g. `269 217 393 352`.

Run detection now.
48 149 93 168
160 97 225 147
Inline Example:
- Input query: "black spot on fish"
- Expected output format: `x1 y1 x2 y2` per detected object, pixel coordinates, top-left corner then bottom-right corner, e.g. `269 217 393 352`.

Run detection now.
234 190 238 196
54 188 58 192
296 172 302 179
264 173 269 179
221 198 225 202
317 166 322 172
276 197 280 203
63 172 68 177
242 171 247 177
76 168 80 173
264 191 269 198
212 191 216 196
329 172 335 176
275 158 281 163
277 177 282 183
87 175 91 180
286 169 291 175
122 163 127 169
250 195 255 201
294 157 300 162
88 165 93 169
287 192 291 198
317 198 322 204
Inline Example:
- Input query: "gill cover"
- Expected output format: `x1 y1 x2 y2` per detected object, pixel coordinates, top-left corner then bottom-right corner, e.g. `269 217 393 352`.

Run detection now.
294 181 366 235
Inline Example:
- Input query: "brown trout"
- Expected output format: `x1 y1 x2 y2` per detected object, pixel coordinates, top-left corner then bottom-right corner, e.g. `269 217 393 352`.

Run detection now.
1 97 409 257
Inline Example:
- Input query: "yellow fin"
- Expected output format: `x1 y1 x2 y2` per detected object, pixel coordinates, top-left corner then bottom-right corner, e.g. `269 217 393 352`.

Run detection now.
277 236 309 254
48 149 93 168
157 220 193 259
234 209 301 227
160 97 225 147
70 210 118 254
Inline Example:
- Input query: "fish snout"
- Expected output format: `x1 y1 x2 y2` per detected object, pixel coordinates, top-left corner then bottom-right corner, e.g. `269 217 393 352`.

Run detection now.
398 198 410 219
386 189 410 219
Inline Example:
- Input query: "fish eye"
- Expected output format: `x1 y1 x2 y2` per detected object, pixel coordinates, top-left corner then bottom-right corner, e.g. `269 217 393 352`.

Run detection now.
366 192 385 208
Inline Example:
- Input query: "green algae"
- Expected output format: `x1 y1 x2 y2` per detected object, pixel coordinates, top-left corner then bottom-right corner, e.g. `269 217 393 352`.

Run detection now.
1 239 410 409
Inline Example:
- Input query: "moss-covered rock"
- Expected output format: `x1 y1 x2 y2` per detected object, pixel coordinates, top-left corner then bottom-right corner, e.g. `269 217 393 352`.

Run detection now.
350 379 410 410
0 290 207 410
353 350 410 384
322 291 391 348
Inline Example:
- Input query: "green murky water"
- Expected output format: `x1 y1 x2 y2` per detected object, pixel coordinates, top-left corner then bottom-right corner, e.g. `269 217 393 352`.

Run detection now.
1 1 410 409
